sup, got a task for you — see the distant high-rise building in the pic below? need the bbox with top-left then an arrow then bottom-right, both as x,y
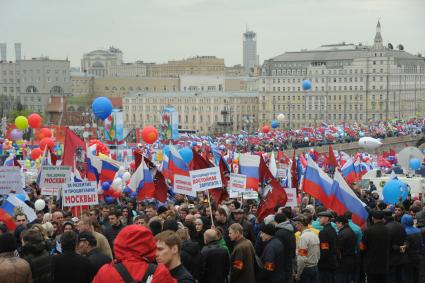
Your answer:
243,29 -> 259,76
14,43 -> 22,61
0,43 -> 6,61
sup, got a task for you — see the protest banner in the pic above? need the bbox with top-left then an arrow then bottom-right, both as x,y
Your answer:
242,189 -> 258,200
173,174 -> 196,197
40,166 -> 71,196
277,169 -> 287,179
228,188 -> 240,199
285,187 -> 298,208
0,167 -> 24,195
229,173 -> 247,193
189,167 -> 222,192
63,182 -> 99,207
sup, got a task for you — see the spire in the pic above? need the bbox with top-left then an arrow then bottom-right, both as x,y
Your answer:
373,20 -> 383,49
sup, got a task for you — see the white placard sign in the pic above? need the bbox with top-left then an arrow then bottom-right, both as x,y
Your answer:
40,166 -> 71,196
284,187 -> 298,208
0,167 -> 24,195
242,189 -> 258,200
229,173 -> 247,192
189,167 -> 223,192
173,174 -> 196,197
277,169 -> 287,179
228,188 -> 240,198
63,182 -> 99,207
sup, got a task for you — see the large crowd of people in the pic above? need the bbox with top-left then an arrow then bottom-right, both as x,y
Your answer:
1,184 -> 425,283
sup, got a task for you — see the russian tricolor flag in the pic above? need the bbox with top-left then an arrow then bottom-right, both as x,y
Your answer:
302,158 -> 334,207
330,171 -> 369,229
168,145 -> 189,182
239,154 -> 260,191
0,194 -> 37,231
341,157 -> 358,184
129,159 -> 155,201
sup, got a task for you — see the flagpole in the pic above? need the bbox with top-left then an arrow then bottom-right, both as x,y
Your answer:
206,189 -> 214,226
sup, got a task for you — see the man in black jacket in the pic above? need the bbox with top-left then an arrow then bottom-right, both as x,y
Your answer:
200,229 -> 230,283
258,224 -> 285,283
317,211 -> 338,283
384,210 -> 408,283
177,228 -> 202,282
21,229 -> 52,283
361,210 -> 391,283
335,215 -> 356,283
103,210 -> 124,255
77,231 -> 111,273
230,209 -> 255,244
51,231 -> 96,283
274,213 -> 296,283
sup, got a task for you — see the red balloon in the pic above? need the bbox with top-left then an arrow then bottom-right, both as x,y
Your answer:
262,125 -> 270,134
142,126 -> 158,144
39,137 -> 54,150
28,113 -> 43,129
38,127 -> 52,139
31,148 -> 43,160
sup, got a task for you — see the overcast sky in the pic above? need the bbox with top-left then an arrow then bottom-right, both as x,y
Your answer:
1,0 -> 424,68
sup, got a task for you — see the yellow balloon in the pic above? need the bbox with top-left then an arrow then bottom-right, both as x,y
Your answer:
15,116 -> 28,130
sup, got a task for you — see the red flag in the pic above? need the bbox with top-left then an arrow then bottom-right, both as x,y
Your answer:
389,148 -> 395,156
382,151 -> 389,158
134,149 -> 168,202
378,156 -> 392,168
327,145 -> 338,168
62,127 -> 85,169
49,147 -> 58,166
291,150 -> 298,190
257,157 -> 287,222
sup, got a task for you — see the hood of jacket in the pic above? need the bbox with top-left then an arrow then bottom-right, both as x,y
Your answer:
276,220 -> 294,232
401,214 -> 421,235
113,225 -> 156,262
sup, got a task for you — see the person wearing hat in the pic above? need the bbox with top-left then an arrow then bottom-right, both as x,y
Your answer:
230,208 -> 255,244
334,215 -> 356,283
258,224 -> 285,283
78,231 -> 112,274
360,210 -> 391,283
317,210 -> 338,283
0,232 -> 32,283
293,215 -> 320,282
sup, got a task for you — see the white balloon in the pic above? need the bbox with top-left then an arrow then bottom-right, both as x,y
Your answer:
34,199 -> 46,211
122,172 -> 131,182
358,137 -> 383,149
112,177 -> 123,189
277,113 -> 285,122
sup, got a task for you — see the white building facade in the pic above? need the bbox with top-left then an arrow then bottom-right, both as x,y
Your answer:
81,47 -> 123,77
243,29 -> 259,76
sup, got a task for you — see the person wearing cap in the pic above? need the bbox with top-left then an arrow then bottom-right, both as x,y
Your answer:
0,232 -> 32,283
335,215 -> 356,283
360,210 -> 391,283
274,213 -> 296,283
78,231 -> 112,274
230,208 -> 255,244
258,223 -> 285,283
317,210 -> 338,283
293,214 -> 320,282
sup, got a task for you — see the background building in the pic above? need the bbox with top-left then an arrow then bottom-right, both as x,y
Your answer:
259,22 -> 425,129
123,91 -> 258,135
243,29 -> 259,76
179,75 -> 224,92
108,61 -> 150,77
81,47 -> 123,77
146,56 -> 225,77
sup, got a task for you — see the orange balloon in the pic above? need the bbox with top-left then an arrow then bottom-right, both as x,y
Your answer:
142,126 -> 158,144
38,127 -> 52,139
31,148 -> 43,160
28,113 -> 43,129
39,137 -> 54,150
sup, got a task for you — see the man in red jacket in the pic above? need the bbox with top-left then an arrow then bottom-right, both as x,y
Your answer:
93,225 -> 176,283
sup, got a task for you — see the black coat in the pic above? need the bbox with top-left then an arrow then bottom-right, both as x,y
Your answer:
86,248 -> 111,274
318,223 -> 338,271
274,222 -> 296,277
170,264 -> 196,283
200,240 -> 230,283
336,225 -> 356,273
385,220 -> 408,266
405,231 -> 423,264
22,242 -> 52,283
103,223 -> 124,253
181,240 -> 202,281
362,222 -> 391,274
259,237 -> 285,283
51,250 -> 96,283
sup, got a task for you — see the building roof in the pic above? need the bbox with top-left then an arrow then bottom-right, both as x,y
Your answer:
126,91 -> 258,99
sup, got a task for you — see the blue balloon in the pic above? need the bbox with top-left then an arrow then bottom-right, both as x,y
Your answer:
409,158 -> 421,170
130,191 -> 138,199
179,147 -> 193,164
104,196 -> 114,204
383,179 -> 409,204
302,79 -> 312,91
123,187 -> 132,194
16,193 -> 26,202
271,120 -> 279,129
101,181 -> 110,191
92,97 -> 113,120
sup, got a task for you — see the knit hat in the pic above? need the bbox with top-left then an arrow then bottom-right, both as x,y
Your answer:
260,223 -> 276,236
157,206 -> 168,215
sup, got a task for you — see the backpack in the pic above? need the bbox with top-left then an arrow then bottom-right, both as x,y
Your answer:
113,262 -> 157,283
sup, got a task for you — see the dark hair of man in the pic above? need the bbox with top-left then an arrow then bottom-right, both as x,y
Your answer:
155,230 -> 182,254
109,210 -> 121,218
22,229 -> 44,244
281,207 -> 292,219
274,213 -> 288,224
395,204 -> 405,211
90,208 -> 100,217
149,220 -> 163,236
14,212 -> 28,221
61,231 -> 77,252
217,207 -> 227,217
146,204 -> 157,211
343,211 -> 353,219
